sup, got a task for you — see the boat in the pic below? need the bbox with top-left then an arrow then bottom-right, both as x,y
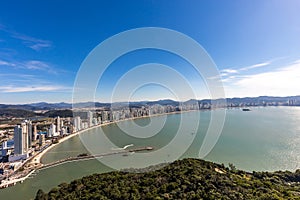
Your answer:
242,108 -> 251,111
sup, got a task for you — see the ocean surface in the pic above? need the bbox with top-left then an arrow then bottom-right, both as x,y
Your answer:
0,107 -> 299,199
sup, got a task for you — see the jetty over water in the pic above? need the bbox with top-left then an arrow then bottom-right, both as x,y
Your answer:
40,146 -> 154,170
0,146 -> 153,189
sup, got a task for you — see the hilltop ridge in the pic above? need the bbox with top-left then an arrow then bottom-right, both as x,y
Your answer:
35,158 -> 300,200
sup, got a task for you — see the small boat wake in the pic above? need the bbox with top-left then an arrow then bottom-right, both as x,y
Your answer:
111,144 -> 134,151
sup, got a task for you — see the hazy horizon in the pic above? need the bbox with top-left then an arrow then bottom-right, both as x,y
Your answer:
0,94 -> 299,105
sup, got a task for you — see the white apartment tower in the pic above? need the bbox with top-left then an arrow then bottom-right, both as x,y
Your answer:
26,120 -> 32,147
33,124 -> 38,141
73,116 -> 82,132
87,111 -> 93,127
56,116 -> 61,132
48,123 -> 56,137
14,122 -> 29,155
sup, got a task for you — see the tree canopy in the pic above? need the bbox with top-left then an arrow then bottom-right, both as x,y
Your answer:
35,158 -> 300,200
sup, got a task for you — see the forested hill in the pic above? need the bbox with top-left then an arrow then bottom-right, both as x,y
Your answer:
35,158 -> 300,200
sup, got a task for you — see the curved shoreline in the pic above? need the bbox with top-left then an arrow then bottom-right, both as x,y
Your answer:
2,106 -> 299,191
34,125 -> 97,164
37,110 -> 196,164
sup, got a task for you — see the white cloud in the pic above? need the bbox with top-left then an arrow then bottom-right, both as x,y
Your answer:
0,60 -> 16,67
23,60 -> 50,70
29,43 -> 52,51
0,85 -> 71,93
0,25 -> 52,51
292,59 -> 300,64
224,60 -> 300,97
240,61 -> 271,71
219,69 -> 238,77
12,33 -> 52,51
221,61 -> 272,78
21,60 -> 59,74
222,76 -> 238,83
0,59 -> 57,73
221,69 -> 238,74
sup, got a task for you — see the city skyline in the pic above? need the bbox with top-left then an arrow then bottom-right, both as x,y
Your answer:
1,1 -> 300,103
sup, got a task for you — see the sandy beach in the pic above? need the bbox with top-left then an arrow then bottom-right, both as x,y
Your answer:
34,110 -> 195,164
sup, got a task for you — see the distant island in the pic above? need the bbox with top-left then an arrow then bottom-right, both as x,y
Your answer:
34,158 -> 300,200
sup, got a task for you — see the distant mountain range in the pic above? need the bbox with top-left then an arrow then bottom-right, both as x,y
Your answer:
0,95 -> 299,112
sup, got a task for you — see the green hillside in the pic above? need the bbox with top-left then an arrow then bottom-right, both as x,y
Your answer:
35,158 -> 300,200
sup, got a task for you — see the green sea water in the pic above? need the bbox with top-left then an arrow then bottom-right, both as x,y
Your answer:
0,107 -> 299,200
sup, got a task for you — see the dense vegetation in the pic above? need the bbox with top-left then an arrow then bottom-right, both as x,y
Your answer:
44,109 -> 73,118
0,108 -> 74,118
35,158 -> 300,200
0,108 -> 38,118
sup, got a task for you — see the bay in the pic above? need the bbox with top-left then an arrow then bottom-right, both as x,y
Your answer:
0,107 -> 299,200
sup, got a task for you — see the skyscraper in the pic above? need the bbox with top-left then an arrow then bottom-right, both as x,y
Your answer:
56,116 -> 61,132
33,124 -> 38,141
39,134 -> 45,146
14,122 -> 29,155
1,141 -> 8,156
27,120 -> 32,147
14,125 -> 22,155
73,116 -> 81,132
87,111 -> 93,127
48,123 -> 56,137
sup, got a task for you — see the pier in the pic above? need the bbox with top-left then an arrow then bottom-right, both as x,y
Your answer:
0,146 -> 154,189
39,146 -> 154,170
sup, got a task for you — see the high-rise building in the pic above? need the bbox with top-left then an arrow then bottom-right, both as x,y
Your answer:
1,141 -> 8,157
33,124 -> 38,141
14,123 -> 28,155
56,116 -> 61,132
87,111 -> 93,127
108,111 -> 113,122
101,111 -> 108,122
27,120 -> 32,147
39,134 -> 45,146
73,116 -> 81,132
60,127 -> 67,136
48,123 -> 56,137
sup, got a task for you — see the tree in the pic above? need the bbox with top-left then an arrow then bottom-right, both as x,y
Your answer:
229,163 -> 237,172
35,189 -> 47,200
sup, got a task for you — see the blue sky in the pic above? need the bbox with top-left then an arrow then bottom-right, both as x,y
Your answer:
0,0 -> 300,103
